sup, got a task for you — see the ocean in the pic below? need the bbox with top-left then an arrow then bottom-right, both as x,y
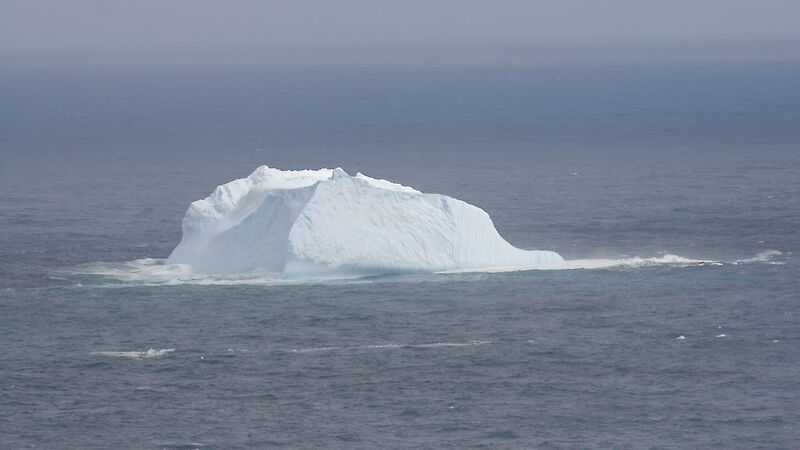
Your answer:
1,50 -> 799,448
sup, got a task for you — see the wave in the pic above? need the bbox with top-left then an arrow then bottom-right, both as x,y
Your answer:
86,334 -> 782,361
71,250 -> 784,286
291,340 -> 492,353
92,348 -> 175,359
87,341 -> 491,360
733,249 -> 783,264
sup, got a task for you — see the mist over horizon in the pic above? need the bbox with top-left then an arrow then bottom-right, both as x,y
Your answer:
3,0 -> 800,68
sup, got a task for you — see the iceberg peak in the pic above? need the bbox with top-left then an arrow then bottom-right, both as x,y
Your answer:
330,167 -> 349,179
167,165 -> 563,278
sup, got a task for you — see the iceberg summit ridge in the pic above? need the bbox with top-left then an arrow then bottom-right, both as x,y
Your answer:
167,166 -> 564,278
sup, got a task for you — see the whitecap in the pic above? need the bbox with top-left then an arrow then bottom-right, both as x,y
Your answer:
361,344 -> 403,349
74,259 -> 289,286
734,250 -> 783,264
291,346 -> 340,353
92,348 -> 175,359
406,340 -> 491,348
289,340 -> 491,354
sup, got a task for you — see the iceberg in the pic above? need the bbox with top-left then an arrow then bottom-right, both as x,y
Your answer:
167,166 -> 564,278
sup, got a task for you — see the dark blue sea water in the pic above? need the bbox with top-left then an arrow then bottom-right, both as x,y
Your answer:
1,53 -> 799,448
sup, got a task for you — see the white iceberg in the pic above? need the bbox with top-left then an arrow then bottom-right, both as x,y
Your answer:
167,166 -> 564,278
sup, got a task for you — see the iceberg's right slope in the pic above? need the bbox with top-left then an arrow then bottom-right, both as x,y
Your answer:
167,166 -> 564,278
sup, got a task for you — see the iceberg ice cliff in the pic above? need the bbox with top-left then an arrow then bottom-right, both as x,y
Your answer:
167,166 -> 564,278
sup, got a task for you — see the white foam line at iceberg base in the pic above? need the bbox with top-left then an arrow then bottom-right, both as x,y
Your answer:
74,259 -> 287,286
73,250 -> 785,286
436,254 -> 718,274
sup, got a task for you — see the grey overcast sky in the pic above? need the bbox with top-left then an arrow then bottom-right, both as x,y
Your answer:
2,0 -> 800,54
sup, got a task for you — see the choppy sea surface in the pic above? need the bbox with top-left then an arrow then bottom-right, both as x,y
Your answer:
1,53 -> 799,448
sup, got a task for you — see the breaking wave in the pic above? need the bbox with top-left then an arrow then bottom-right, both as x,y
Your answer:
733,250 -> 783,264
291,340 -> 492,353
92,348 -> 175,359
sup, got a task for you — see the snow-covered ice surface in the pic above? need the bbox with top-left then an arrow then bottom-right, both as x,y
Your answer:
166,166 -> 564,279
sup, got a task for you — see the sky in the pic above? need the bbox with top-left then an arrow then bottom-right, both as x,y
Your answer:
2,0 -> 800,55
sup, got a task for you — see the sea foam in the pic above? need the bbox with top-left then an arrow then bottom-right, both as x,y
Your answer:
92,349 -> 175,359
